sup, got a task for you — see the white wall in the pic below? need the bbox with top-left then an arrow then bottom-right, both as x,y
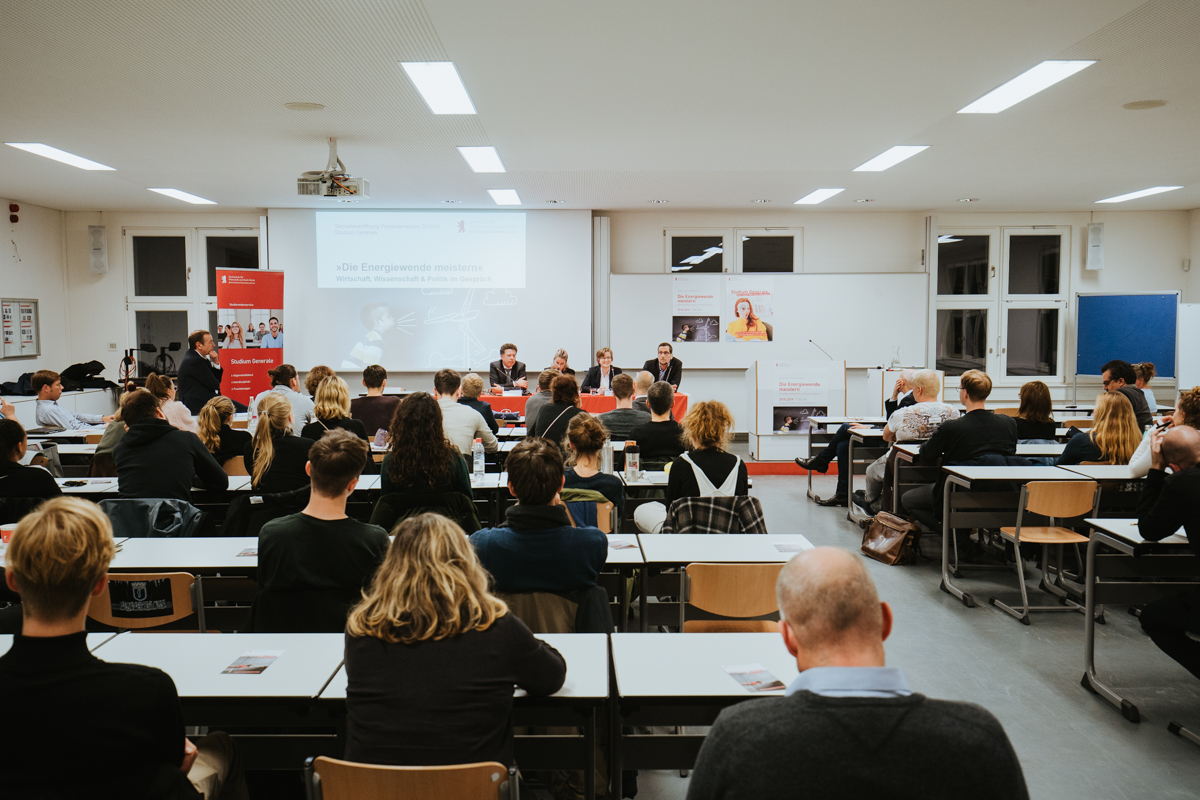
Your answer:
0,198 -> 69,384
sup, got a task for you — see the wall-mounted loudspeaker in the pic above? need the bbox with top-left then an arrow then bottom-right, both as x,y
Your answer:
1086,223 -> 1104,271
89,225 -> 108,274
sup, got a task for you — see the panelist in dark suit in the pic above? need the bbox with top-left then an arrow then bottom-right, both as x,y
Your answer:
581,347 -> 623,393
177,330 -> 224,415
488,343 -> 528,393
642,342 -> 683,389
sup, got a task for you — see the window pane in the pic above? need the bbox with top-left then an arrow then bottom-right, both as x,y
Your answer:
1006,308 -> 1058,376
671,236 -> 723,272
132,237 -> 187,296
206,236 -> 259,296
937,235 -> 989,295
134,310 -> 188,377
741,236 -> 794,273
936,309 -> 988,376
1008,235 -> 1060,294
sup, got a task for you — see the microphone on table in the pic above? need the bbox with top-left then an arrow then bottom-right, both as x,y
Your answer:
809,339 -> 834,360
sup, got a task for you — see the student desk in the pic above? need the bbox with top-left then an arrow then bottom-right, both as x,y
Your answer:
57,477 -> 119,495
846,428 -> 888,524
1059,464 -> 1144,518
1081,518 -> 1198,724
0,632 -> 117,656
803,418 -> 885,503
609,632 -> 800,800
26,425 -> 107,444
890,442 -> 1068,515
109,536 -> 261,571
495,426 -> 527,439
939,466 -> 1090,608
635,534 -> 813,631
320,633 -> 610,800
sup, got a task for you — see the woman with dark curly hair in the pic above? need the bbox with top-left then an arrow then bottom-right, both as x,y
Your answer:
380,392 -> 473,500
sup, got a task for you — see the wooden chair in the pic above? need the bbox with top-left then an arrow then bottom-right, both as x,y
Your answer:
88,572 -> 206,631
1064,418 -> 1094,429
682,563 -> 783,632
989,481 -> 1099,625
564,502 -> 614,533
222,456 -> 249,476
304,757 -> 517,800
85,433 -> 104,444
230,418 -> 249,429
993,407 -> 1020,418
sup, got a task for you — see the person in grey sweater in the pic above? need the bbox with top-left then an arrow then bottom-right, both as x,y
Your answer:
524,368 -> 560,432
597,374 -> 649,442
686,547 -> 1029,800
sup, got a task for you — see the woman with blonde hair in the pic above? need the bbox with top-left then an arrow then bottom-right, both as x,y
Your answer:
304,365 -> 336,398
197,395 -> 251,465
1130,386 -> 1200,477
343,513 -> 565,766
1056,392 -> 1141,466
243,392 -> 315,491
144,373 -> 199,434
550,348 -> 575,376
300,376 -> 368,441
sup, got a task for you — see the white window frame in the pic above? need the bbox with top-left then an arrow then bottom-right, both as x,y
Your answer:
663,228 -> 732,273
198,228 -> 260,301
733,228 -> 804,273
124,228 -> 197,304
1000,227 -> 1069,303
935,228 -> 998,301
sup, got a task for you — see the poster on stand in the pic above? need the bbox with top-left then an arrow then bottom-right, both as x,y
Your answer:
671,275 -> 721,343
724,276 -> 774,342
216,269 -> 284,407
751,360 -> 845,435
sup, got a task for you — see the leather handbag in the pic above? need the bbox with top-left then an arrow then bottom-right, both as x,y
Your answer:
861,511 -> 919,566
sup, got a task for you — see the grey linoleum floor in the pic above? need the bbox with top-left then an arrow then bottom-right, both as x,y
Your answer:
634,474 -> 1200,800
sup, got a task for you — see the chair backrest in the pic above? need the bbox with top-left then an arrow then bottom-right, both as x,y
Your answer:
685,562 -> 782,619
85,433 -> 103,444
663,495 -> 767,534
98,498 -> 204,538
1023,480 -> 1098,520
1079,460 -> 1107,466
222,456 -> 249,476
306,757 -> 514,800
368,491 -> 481,534
992,407 -> 1020,418
88,572 -> 205,631
499,585 -> 613,635
560,489 -> 614,533
1064,418 -> 1094,429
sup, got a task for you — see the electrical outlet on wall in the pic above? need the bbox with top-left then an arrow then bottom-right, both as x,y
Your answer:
108,342 -> 117,350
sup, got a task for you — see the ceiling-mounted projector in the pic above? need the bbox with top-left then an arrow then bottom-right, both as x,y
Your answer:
298,137 -> 369,199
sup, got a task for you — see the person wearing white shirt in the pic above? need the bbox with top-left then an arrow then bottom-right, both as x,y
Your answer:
433,369 -> 498,456
248,364 -> 315,437
31,370 -> 113,430
1130,387 -> 1199,478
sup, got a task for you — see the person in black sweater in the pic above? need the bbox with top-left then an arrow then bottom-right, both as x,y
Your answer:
197,396 -> 252,467
380,392 -> 473,500
0,418 -> 61,499
642,342 -> 684,388
635,400 -> 748,533
629,381 -> 687,464
528,375 -> 587,450
115,390 -> 228,501
458,372 -> 500,435
1014,380 -> 1058,440
244,392 -> 316,493
0,497 -> 245,798
1136,426 -> 1200,678
344,513 -> 565,767
686,547 -> 1028,800
564,413 -> 625,522
176,329 -> 224,415
350,365 -> 402,440
300,376 -> 369,442
1102,359 -> 1153,429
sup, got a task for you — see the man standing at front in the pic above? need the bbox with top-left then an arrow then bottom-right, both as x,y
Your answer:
261,317 -> 284,349
177,330 -> 224,415
489,343 -> 528,392
642,342 -> 683,389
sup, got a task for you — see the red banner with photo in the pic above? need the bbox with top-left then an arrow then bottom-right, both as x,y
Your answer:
216,269 -> 285,406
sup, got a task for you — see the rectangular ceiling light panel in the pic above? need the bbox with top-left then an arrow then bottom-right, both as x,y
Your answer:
1095,186 -> 1183,203
853,145 -> 929,172
458,146 -> 506,173
958,60 -> 1095,114
5,142 -> 115,170
148,188 -> 217,205
794,188 -> 845,205
488,189 -> 522,205
401,62 -> 477,114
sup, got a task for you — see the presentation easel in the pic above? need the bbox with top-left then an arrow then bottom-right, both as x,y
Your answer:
746,360 -> 846,461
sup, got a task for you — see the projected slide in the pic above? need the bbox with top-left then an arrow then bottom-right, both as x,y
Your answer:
315,211 -> 525,289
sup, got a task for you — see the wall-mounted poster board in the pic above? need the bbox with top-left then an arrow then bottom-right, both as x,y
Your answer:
1076,292 -> 1178,377
746,360 -> 846,460
1,299 -> 40,359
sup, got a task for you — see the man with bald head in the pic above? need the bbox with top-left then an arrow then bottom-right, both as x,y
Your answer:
1137,425 -> 1200,678
687,548 -> 1028,800
631,370 -> 656,416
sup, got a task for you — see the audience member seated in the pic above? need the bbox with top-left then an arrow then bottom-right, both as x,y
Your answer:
244,393 -> 315,493
686,547 -> 1029,800
115,390 -> 227,500
1137,426 -> 1200,679
301,376 -> 369,441
1102,359 -> 1152,429
525,368 -> 560,430
564,413 -> 625,522
434,369 -> 499,455
1131,386 -> 1199,477
249,364 -> 315,436
350,364 -> 401,439
632,370 -> 655,416
304,365 -> 336,399
581,347 -> 622,393
642,341 -> 683,389
32,369 -> 114,430
1014,380 -> 1057,441
598,374 -> 650,442
901,370 -> 1017,520
0,497 -> 247,798
255,430 -> 388,632
145,373 -> 199,434
0,419 -> 61,499
197,396 -> 252,467
458,372 -> 500,435
550,348 -> 576,376
635,400 -> 748,534
885,369 -> 918,417
344,513 -> 566,767
629,381 -> 687,465
471,438 -> 607,593
1134,361 -> 1159,413
177,329 -> 224,415
528,375 -> 586,448
380,392 -> 472,500
1056,392 -> 1140,466
95,389 -> 144,459
488,342 -> 528,392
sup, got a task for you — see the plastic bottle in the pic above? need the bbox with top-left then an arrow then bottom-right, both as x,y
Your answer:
472,438 -> 485,480
624,442 -> 640,482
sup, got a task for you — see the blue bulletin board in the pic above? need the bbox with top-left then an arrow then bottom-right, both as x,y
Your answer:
1075,292 -> 1178,377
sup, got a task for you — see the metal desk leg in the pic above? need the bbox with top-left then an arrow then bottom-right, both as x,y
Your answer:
610,694 -> 623,800
939,476 -> 975,608
892,456 -> 902,516
846,436 -> 857,523
585,707 -> 596,800
1080,536 -> 1140,721
638,569 -> 648,633
805,431 -> 819,502
618,568 -> 631,633
1168,721 -> 1200,747
679,571 -> 687,632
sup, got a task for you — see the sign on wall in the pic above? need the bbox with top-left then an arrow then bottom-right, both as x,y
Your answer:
216,269 -> 284,406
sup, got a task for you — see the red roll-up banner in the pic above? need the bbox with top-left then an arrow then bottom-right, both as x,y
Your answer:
215,269 -> 285,406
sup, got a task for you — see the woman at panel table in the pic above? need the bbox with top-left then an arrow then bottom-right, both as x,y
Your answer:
300,377 -> 368,442
144,373 -> 199,434
550,348 -> 576,376
564,413 -> 625,523
243,393 -> 315,493
0,418 -> 61,500
1130,385 -> 1200,478
223,321 -> 245,349
580,347 -> 622,393
725,297 -> 768,341
198,395 -> 252,468
1055,392 -> 1141,467
379,392 -> 472,501
342,513 -> 565,768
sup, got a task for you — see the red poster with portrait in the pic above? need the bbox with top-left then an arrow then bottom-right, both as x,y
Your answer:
215,269 -> 285,405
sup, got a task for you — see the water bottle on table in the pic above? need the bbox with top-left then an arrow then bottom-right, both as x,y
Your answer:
624,442 -> 640,482
472,438 -> 485,481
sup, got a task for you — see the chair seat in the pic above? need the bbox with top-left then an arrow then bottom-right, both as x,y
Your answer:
683,619 -> 779,633
999,526 -> 1089,544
